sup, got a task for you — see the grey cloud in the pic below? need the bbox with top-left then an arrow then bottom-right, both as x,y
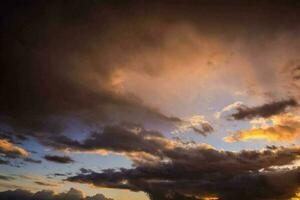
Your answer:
68,143 -> 300,200
230,98 -> 298,120
44,155 -> 74,164
41,124 -> 166,160
0,175 -> 15,181
23,158 -> 42,164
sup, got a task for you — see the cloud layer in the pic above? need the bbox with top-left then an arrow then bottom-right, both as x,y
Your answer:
0,188 -> 113,200
68,143 -> 300,200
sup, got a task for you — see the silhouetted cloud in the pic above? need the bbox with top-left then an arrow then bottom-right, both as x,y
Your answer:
0,188 -> 113,200
229,98 -> 298,120
44,155 -> 74,164
41,124 -> 168,163
68,144 -> 300,200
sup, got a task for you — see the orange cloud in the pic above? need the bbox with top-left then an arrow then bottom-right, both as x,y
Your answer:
224,114 -> 300,142
0,139 -> 29,157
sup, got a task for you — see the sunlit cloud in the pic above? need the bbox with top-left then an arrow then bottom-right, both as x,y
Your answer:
224,113 -> 300,142
0,139 -> 29,157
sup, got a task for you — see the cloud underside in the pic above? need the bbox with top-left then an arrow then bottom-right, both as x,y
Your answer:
1,122 -> 299,199
67,143 -> 300,200
0,188 -> 113,200
225,98 -> 298,120
53,124 -> 300,200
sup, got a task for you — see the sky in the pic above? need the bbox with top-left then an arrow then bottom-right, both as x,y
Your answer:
1,0 -> 300,199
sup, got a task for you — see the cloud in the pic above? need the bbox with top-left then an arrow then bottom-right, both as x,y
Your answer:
1,1 -> 300,199
67,140 -> 300,200
0,139 -> 29,158
23,158 -> 42,164
228,98 -> 298,120
44,155 -> 74,164
215,101 -> 245,119
41,124 -> 170,163
0,188 -> 113,200
34,181 -> 58,187
0,175 -> 15,181
0,159 -> 9,165
174,115 -> 214,136
224,113 -> 300,142
1,0 -> 299,148
1,0 -> 192,148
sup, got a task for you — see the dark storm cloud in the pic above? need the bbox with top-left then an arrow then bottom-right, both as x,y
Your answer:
1,0 -> 299,141
68,143 -> 300,200
1,0 -> 187,143
44,155 -> 74,164
0,188 -> 113,200
230,98 -> 298,120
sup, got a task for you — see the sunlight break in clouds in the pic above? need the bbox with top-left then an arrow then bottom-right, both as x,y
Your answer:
224,113 -> 300,142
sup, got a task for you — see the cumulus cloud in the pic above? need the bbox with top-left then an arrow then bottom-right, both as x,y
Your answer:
44,155 -> 74,164
224,113 -> 300,142
0,188 -> 113,200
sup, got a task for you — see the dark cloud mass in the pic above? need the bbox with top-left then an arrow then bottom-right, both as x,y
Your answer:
0,188 -> 113,200
1,0 -> 186,141
40,124 -> 168,162
1,1 -> 300,200
67,133 -> 300,200
44,155 -> 74,164
230,98 -> 298,120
